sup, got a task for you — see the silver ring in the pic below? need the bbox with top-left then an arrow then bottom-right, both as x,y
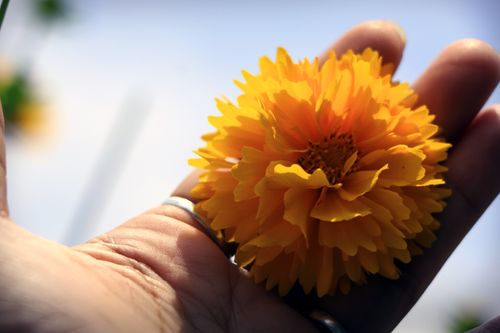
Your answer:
309,310 -> 348,333
163,196 -> 226,253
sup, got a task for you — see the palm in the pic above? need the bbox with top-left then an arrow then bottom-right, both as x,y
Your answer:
1,207 -> 316,332
1,21 -> 498,333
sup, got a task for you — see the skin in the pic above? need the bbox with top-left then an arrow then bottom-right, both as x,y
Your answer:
0,21 -> 499,333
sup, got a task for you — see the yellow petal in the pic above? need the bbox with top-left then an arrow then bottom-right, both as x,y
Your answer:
338,164 -> 388,201
318,221 -> 358,256
232,147 -> 270,201
254,181 -> 285,223
252,262 -> 271,283
247,223 -> 302,248
233,217 -> 261,244
283,188 -> 318,240
361,145 -> 426,186
344,257 -> 362,282
332,69 -> 352,116
189,157 -> 210,168
272,88 -> 319,145
265,258 -> 284,291
391,248 -> 411,264
380,226 -> 407,250
235,247 -> 257,267
299,257 -> 317,294
357,248 -> 379,273
365,188 -> 411,221
379,255 -> 399,279
415,227 -> 437,248
267,162 -> 330,189
316,247 -> 334,297
343,151 -> 359,174
311,190 -> 371,222
259,56 -> 278,79
344,222 -> 377,252
256,246 -> 283,266
211,198 -> 258,230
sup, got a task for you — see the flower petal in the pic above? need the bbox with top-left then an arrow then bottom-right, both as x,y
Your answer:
357,248 -> 379,273
318,221 -> 358,256
311,190 -> 371,222
255,183 -> 285,223
283,188 -> 318,240
338,164 -> 388,201
316,247 -> 334,297
361,145 -> 426,186
266,161 -> 330,189
344,257 -> 362,282
232,147 -> 273,201
365,188 -> 411,221
256,246 -> 283,266
246,223 -> 302,248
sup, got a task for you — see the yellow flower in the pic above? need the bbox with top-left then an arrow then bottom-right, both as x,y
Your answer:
190,48 -> 451,297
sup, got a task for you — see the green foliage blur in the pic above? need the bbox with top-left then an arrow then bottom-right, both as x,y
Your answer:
34,0 -> 69,23
449,311 -> 482,333
0,72 -> 31,125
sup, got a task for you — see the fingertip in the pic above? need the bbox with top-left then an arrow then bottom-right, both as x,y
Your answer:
438,39 -> 500,80
487,103 -> 500,115
322,20 -> 406,69
475,104 -> 500,124
413,39 -> 499,141
171,169 -> 203,203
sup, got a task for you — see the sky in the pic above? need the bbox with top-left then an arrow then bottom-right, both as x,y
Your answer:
1,1 -> 499,332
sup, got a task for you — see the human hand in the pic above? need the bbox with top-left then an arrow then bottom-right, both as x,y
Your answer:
0,110 -> 317,332
173,21 -> 500,332
0,21 -> 498,333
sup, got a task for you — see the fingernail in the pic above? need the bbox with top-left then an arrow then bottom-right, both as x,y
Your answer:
381,20 -> 406,46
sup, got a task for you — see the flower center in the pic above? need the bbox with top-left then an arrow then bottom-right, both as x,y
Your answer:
298,133 -> 359,184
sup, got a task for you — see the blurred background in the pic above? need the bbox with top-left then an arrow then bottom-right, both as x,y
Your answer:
0,0 -> 498,332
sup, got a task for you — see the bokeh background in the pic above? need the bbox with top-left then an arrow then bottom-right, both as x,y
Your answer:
1,0 -> 498,332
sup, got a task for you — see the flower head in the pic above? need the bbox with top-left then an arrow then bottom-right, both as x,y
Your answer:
190,48 -> 450,297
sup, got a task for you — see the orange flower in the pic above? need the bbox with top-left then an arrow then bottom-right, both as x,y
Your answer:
190,48 -> 451,297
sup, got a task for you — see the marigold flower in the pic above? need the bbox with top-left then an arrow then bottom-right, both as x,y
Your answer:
190,48 -> 451,297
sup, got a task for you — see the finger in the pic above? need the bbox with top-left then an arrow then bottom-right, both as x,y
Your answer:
468,315 -> 500,333
311,106 -> 500,333
171,169 -> 202,199
320,20 -> 406,70
0,102 -> 8,216
413,39 -> 500,141
407,105 -> 500,296
174,21 -> 407,201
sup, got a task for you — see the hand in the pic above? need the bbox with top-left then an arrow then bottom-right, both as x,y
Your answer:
173,20 -> 500,332
0,21 -> 498,333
